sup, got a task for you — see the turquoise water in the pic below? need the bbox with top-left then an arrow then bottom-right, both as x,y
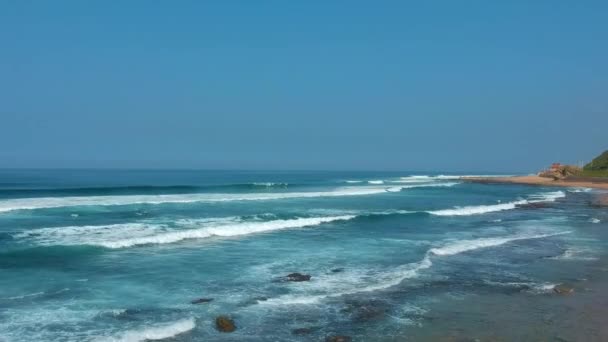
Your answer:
0,170 -> 607,341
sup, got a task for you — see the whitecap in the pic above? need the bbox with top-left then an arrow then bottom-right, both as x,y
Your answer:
428,200 -> 528,216
0,188 -> 391,213
428,231 -> 570,256
428,191 -> 565,216
261,231 -> 569,306
100,318 -> 195,342
568,187 -> 592,193
18,215 -> 356,249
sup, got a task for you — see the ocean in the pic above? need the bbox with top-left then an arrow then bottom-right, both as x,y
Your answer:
0,169 -> 607,341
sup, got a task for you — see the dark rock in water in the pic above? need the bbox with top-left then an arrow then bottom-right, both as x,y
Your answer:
331,268 -> 344,273
518,202 -> 550,209
215,316 -> 236,332
191,298 -> 213,304
292,327 -> 315,335
341,299 -> 388,322
286,273 -> 311,282
553,284 -> 574,295
326,335 -> 352,342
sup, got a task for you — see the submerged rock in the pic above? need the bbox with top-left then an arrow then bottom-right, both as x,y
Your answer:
215,316 -> 236,332
326,335 -> 352,342
286,273 -> 312,282
292,327 -> 315,335
331,268 -> 344,273
553,284 -> 574,295
518,202 -> 550,209
191,298 -> 213,304
341,299 -> 389,322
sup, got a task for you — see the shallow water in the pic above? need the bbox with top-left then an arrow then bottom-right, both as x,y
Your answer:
0,170 -> 606,341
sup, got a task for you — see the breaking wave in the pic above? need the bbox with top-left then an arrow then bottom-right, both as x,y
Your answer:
428,191 -> 565,216
0,183 -> 461,213
16,216 -> 356,249
100,318 -> 195,342
261,231 -> 569,306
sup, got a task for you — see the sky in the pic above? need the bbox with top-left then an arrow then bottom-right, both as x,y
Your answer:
1,1 -> 607,172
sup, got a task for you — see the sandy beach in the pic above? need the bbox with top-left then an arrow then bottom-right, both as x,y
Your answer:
462,175 -> 608,190
463,175 -> 608,208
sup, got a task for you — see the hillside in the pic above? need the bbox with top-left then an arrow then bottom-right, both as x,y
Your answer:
582,150 -> 608,177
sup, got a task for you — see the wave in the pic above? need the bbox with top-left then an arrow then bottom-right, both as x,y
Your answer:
261,231 -> 569,306
397,175 -> 514,183
368,180 -> 384,184
590,218 -> 601,224
17,215 -> 356,249
0,188 -> 384,213
0,183 -> 461,213
428,191 -> 565,216
2,288 -> 70,301
101,318 -> 195,342
527,191 -> 566,203
428,200 -> 528,216
3,291 -> 44,300
428,231 -> 570,256
548,247 -> 598,261
567,187 -> 592,193
484,280 -> 558,294
251,182 -> 288,188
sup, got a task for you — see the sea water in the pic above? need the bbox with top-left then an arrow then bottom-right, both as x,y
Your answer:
0,170 -> 606,341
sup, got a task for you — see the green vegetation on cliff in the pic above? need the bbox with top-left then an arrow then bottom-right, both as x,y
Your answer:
582,150 -> 608,177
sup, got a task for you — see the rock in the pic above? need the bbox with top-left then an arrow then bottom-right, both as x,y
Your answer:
292,327 -> 314,335
215,316 -> 236,332
191,298 -> 213,304
286,273 -> 311,282
341,299 -> 388,322
553,284 -> 574,295
518,202 -> 549,209
326,335 -> 352,342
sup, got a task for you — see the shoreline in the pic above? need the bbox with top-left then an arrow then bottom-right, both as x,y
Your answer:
461,175 -> 608,190
462,176 -> 608,206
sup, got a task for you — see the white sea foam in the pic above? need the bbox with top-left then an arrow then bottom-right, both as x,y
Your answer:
568,187 -> 592,193
428,231 -> 570,256
0,183 -> 462,213
101,318 -> 195,342
368,180 -> 384,184
344,180 -> 363,183
0,188 -> 387,213
527,190 -> 566,203
3,291 -> 45,300
590,218 -> 601,224
428,200 -> 528,216
261,231 -> 569,306
397,175 -> 514,182
252,182 -> 288,187
428,191 -> 565,216
549,248 -> 598,261
484,280 -> 558,293
381,182 -> 460,193
17,215 -> 356,249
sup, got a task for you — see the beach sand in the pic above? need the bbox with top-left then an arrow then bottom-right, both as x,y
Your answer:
462,175 -> 608,190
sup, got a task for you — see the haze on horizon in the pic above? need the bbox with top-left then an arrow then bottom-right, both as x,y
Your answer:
1,1 -> 606,172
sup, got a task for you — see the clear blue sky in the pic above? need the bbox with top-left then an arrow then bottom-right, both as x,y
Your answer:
1,1 -> 606,171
